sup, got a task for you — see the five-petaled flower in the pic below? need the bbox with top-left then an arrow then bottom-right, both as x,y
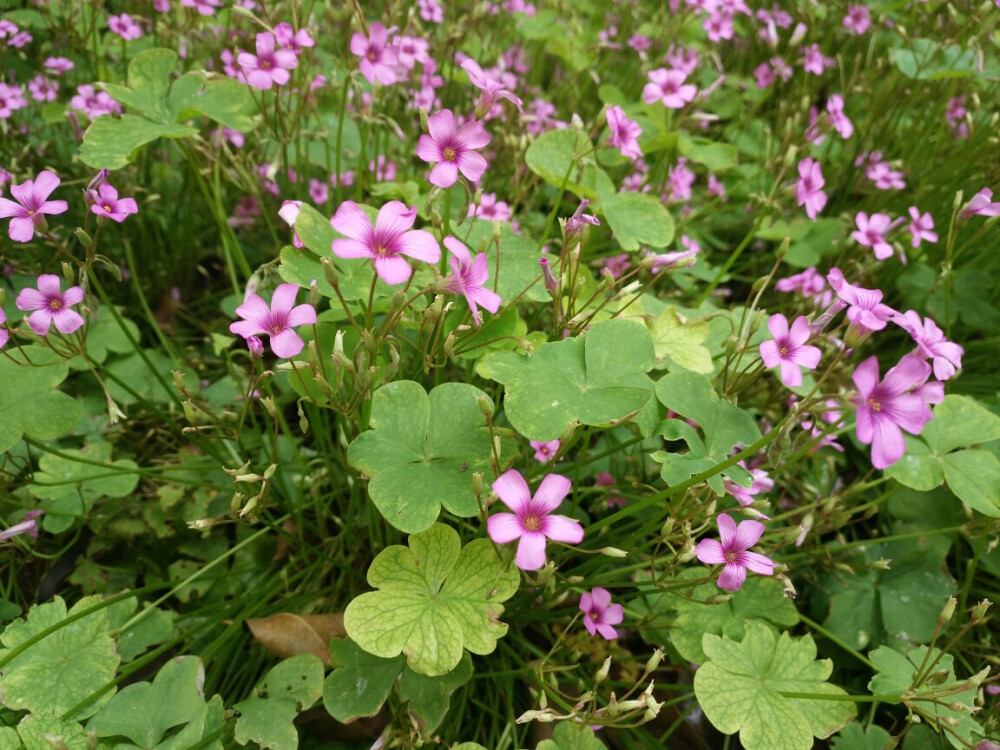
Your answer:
759,313 -> 822,387
487,469 -> 584,571
88,183 -> 139,223
230,283 -> 317,359
442,236 -> 501,326
695,513 -> 775,591
238,32 -> 298,90
796,158 -> 827,220
642,68 -> 697,109
16,274 -> 85,336
331,200 -> 440,285
579,587 -> 624,640
529,439 -> 559,463
0,170 -> 69,242
350,22 -> 399,86
605,105 -> 643,160
416,109 -> 490,188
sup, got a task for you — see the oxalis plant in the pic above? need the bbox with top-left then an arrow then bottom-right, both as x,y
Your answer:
0,1 -> 998,749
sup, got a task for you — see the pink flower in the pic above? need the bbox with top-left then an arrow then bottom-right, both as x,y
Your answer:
579,587 -> 624,639
0,170 -> 69,242
960,188 -> 1000,219
460,58 -> 523,118
330,201 -> 440,285
350,22 -> 399,86
0,308 -> 8,350
852,212 -> 895,260
442,236 -> 501,326
0,83 -> 27,120
595,473 -> 626,509
606,105 -> 642,160
666,158 -> 695,203
418,0 -> 444,22
759,314 -> 822,387
70,85 -> 120,119
907,207 -> 937,247
827,94 -> 853,139
16,275 -> 85,335
88,183 -> 138,223
802,44 -> 834,75
695,513 -> 774,591
180,0 -> 221,15
238,32 -> 298,90
853,353 -> 935,469
530,439 -> 560,463
274,23 -> 315,52
827,268 -> 896,339
602,253 -> 631,279
866,161 -> 906,190
28,75 -> 58,103
277,200 -> 303,248
796,158 -> 827,220
892,310 -> 964,380
487,470 -> 584,571
843,5 -> 871,34
230,283 -> 316,359
723,464 -> 774,507
467,193 -> 511,222
416,110 -> 490,188
43,57 -> 75,75
642,68 -> 697,109
0,510 -> 44,542
108,13 -> 142,40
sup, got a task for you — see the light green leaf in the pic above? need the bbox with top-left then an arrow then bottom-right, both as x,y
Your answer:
0,728 -> 16,750
525,128 -> 609,200
463,220 -> 550,303
68,306 -> 141,369
647,306 -> 713,373
0,357 -> 84,454
87,656 -> 207,747
535,721 -> 607,749
922,395 -> 1000,455
167,71 -> 256,132
830,723 -> 893,750
234,654 -> 325,750
16,715 -> 89,750
694,622 -> 855,750
398,653 -> 474,734
323,638 -> 404,723
79,115 -> 196,170
600,191 -> 675,251
940,449 -> 1000,517
484,319 -> 655,442
677,133 -> 737,172
101,48 -> 176,119
344,524 -> 519,676
347,381 -> 503,533
885,437 -> 943,492
106,598 -> 178,663
890,40 -> 981,80
0,595 -> 119,719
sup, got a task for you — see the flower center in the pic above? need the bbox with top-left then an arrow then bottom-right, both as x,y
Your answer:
103,204 -> 113,212
49,299 -> 63,311
778,345 -> 789,357
374,244 -> 389,257
868,398 -> 881,412
442,147 -> 457,162
27,209 -> 34,216
523,515 -> 541,532
367,49 -> 377,62
724,550 -> 739,563
589,611 -> 600,621
260,60 -> 272,70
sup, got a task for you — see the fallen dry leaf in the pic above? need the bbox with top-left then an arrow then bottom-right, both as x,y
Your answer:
246,612 -> 346,664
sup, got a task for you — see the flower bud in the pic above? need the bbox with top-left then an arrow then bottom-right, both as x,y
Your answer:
939,596 -> 957,624
320,256 -> 339,287
539,256 -> 559,293
595,657 -> 611,684
247,336 -> 264,360
599,547 -> 628,558
645,648 -> 664,675
972,599 -> 993,622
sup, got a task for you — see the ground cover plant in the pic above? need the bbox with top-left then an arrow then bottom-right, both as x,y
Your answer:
1,0 -> 999,748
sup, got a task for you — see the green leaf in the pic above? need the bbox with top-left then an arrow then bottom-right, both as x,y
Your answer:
0,595 -> 119,719
344,524 -> 519,676
600,191 -> 675,251
463,220 -> 550,303
525,128 -> 584,193
869,646 -> 984,749
102,48 -> 177,118
694,622 -> 856,750
536,721 -> 607,749
87,656 -> 208,747
830,723 -> 893,750
921,395 -> 1000,455
69,306 -> 141,369
166,72 -> 256,131
323,638 -> 404,723
347,380 -> 503,533
652,371 -> 762,494
677,133 -> 737,172
107,598 -> 177,662
940,449 -> 1000,517
398,653 -> 474,734
79,115 -> 196,170
890,40 -> 981,80
234,654 -> 325,750
885,437 -> 944,492
16,715 -> 89,750
0,357 -> 84,454
483,319 -> 655,442
647,306 -> 713,373
29,442 -> 140,534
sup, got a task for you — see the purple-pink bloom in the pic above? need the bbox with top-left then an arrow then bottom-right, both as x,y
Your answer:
960,188 -> 1000,219
723,464 -> 774,507
867,161 -> 906,190
796,158 -> 827,220
695,513 -> 775,591
892,310 -> 964,380
907,207 -> 937,247
486,469 -> 584,571
0,83 -> 27,120
350,22 -> 399,86
70,85 -> 120,119
108,13 -> 143,40
274,23 -> 315,52
16,275 -> 85,335
579,587 -> 624,640
827,268 -> 896,339
759,313 -> 822,387
238,32 -> 298,90
853,353 -> 935,469
230,283 -> 316,359
802,44 -> 835,75
826,94 -> 853,139
416,110 -> 490,188
606,105 -> 643,160
595,472 -> 626,509
28,75 -> 58,102
529,439 -> 560,463
330,200 -> 440,285
0,510 -> 44,542
642,68 -> 697,109
442,236 -> 501,326
88,183 -> 138,223
0,308 -> 8,350
0,170 -> 69,242
843,5 -> 871,34
277,200 -> 303,248
460,58 -> 523,118
180,0 -> 221,15
852,212 -> 895,260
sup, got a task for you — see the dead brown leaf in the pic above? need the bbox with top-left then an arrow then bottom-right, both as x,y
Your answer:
246,612 -> 346,664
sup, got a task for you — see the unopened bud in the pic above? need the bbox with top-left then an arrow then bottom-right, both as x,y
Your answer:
599,547 -> 628,558
260,396 -> 278,418
320,256 -> 339,287
972,599 -> 993,622
307,278 -> 319,307
74,227 -> 93,250
492,219 -> 503,242
926,668 -> 951,685
940,596 -> 957,624
539,256 -> 559,293
171,370 -> 188,392
472,472 -> 485,498
871,558 -> 892,571
645,648 -> 664,675
182,399 -> 197,424
234,473 -> 263,483
595,656 -> 611,684
247,335 -> 264,360
262,464 -> 277,481
238,493 -> 261,518
298,404 -> 308,434
783,144 -> 799,168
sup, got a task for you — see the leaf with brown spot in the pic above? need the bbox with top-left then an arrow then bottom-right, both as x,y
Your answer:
246,613 -> 346,664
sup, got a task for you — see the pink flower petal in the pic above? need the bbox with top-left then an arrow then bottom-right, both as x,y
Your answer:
372,254 -> 412,285
52,308 -> 84,334
330,201 -> 372,241
394,229 -> 440,264
696,538 -> 726,565
492,469 -> 532,515
532,473 -> 572,514
269,328 -> 304,359
718,562 -> 747,591
515,531 -> 547,571
742,551 -> 775,576
375,201 -> 417,237
286,302 -> 317,328
541,514 -> 584,544
488,512 -> 523,544
31,170 -> 61,201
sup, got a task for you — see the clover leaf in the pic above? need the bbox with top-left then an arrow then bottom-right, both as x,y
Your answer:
344,524 -> 519,676
652,370 -> 762,493
482,319 -> 656,442
886,395 -> 1000,517
0,356 -> 83,454
0,595 -> 119,719
347,380 -> 506,533
694,621 -> 855,750
830,723 -> 893,750
599,190 -> 675,251
323,638 -> 404,724
536,722 -> 606,750
234,654 -> 324,750
647,306 -> 713,373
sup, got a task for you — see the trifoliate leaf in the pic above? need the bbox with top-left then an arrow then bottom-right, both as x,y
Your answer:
234,654 -> 324,750
830,722 -> 893,750
347,380 -> 507,533
16,715 -> 89,750
600,190 -> 675,251
536,721 -> 607,750
0,595 -> 119,719
525,128 -> 612,201
463,220 -> 550,303
323,638 -> 404,723
0,357 -> 83,454
482,319 -> 656,442
398,653 -> 474,734
647,306 -> 713,373
344,523 -> 519,676
694,622 -> 855,750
